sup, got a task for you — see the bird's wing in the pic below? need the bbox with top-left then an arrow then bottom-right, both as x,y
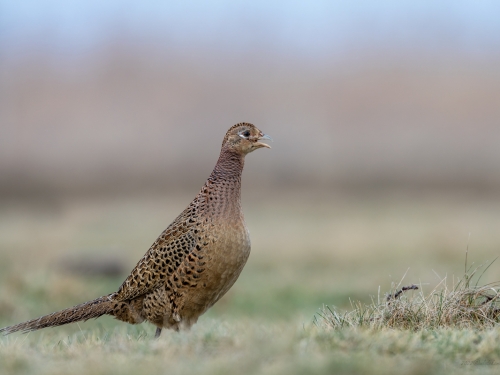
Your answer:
113,208 -> 201,302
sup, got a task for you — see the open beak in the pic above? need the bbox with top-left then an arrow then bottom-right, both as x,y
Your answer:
254,133 -> 272,149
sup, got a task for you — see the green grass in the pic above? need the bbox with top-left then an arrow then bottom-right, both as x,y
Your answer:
3,320 -> 500,375
3,191 -> 500,374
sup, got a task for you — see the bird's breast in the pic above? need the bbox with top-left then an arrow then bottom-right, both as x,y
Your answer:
208,215 -> 251,273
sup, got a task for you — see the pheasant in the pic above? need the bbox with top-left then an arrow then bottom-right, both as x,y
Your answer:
0,123 -> 271,338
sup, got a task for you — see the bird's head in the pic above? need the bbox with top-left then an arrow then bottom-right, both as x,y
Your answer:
222,123 -> 272,155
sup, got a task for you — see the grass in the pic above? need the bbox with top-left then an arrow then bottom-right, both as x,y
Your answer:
3,191 -> 500,374
3,317 -> 500,374
315,260 -> 500,331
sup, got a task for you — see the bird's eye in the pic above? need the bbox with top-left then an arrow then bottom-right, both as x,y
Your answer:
239,130 -> 251,138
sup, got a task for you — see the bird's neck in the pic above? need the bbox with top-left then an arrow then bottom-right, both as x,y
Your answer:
200,148 -> 244,218
209,148 -> 245,183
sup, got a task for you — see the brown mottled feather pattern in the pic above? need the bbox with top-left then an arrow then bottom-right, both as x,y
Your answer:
0,123 -> 270,337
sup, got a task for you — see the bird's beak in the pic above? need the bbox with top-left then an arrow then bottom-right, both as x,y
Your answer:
254,133 -> 272,149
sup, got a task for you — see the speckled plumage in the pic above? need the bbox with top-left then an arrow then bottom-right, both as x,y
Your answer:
0,123 -> 271,337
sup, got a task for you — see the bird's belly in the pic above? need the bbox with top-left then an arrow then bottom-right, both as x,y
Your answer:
181,225 -> 251,317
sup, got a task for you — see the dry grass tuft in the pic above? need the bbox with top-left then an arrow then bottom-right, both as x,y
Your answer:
315,259 -> 500,331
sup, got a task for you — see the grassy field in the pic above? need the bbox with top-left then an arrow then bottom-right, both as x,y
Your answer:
2,190 -> 500,374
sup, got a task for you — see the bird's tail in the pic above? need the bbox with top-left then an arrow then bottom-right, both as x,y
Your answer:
0,295 -> 116,335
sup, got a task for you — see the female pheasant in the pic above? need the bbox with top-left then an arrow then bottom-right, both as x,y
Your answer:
0,123 -> 271,338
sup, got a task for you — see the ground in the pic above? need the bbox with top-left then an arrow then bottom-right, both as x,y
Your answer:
1,190 -> 500,374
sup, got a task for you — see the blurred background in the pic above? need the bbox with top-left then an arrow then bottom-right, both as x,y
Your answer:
1,0 -> 500,332
2,0 -> 500,197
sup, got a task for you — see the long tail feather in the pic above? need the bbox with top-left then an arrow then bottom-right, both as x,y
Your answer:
0,295 -> 115,335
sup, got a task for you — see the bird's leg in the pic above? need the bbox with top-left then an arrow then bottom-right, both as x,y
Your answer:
155,327 -> 162,338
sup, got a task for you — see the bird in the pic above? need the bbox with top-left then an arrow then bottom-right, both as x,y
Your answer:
0,123 -> 271,338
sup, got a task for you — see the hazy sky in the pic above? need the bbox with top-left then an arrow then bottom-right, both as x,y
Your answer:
2,1 -> 500,58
